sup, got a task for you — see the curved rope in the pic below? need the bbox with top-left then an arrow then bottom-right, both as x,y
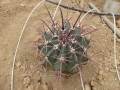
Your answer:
11,0 -> 45,90
111,12 -> 120,82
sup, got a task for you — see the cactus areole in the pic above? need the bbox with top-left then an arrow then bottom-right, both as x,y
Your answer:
38,20 -> 90,73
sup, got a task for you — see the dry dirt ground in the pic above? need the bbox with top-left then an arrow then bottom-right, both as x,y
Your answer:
0,0 -> 120,90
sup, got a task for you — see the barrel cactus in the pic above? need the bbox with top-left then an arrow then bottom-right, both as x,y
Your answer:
29,5 -> 92,85
36,6 -> 90,75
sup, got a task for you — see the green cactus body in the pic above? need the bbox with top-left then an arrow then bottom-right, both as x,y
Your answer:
38,21 -> 89,73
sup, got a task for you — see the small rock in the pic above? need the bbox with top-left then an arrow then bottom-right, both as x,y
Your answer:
90,25 -> 96,29
117,38 -> 120,43
27,85 -> 34,90
30,65 -> 33,69
79,0 -> 84,8
92,87 -> 97,90
36,71 -> 41,76
23,76 -> 31,87
21,66 -> 26,71
102,23 -> 106,26
36,75 -> 42,82
36,71 -> 43,82
41,84 -> 48,90
98,58 -> 103,62
96,75 -> 103,81
37,84 -> 48,90
21,73 -> 28,77
85,84 -> 91,90
91,77 -> 96,81
101,49 -> 105,52
16,62 -> 21,68
110,69 -> 116,73
42,73 -> 47,84
105,67 -> 109,72
91,81 -> 96,86
36,83 -> 41,90
116,20 -> 120,28
20,3 -> 25,7
98,70 -> 103,75
99,66 -> 103,70
98,80 -> 104,85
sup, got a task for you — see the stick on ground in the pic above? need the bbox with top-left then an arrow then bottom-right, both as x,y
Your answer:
88,2 -> 120,38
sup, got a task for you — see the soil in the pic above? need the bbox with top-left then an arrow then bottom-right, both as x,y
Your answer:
0,0 -> 120,90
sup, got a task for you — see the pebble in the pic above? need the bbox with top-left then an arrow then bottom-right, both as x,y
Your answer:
101,49 -> 105,52
90,25 -> 96,29
92,87 -> 97,90
20,3 -> 25,7
16,62 -> 21,68
117,38 -> 120,43
36,71 -> 43,82
110,69 -> 116,73
21,74 -> 28,77
42,73 -> 47,84
91,81 -> 96,86
1,65 -> 4,67
21,66 -> 26,71
30,65 -> 33,69
23,76 -> 31,87
27,85 -> 34,90
116,20 -> 120,28
37,84 -> 48,90
99,66 -> 103,70
36,75 -> 42,82
96,75 -> 103,81
105,67 -> 109,72
41,84 -> 49,90
36,83 -> 41,90
85,84 -> 91,90
98,80 -> 104,85
98,70 -> 103,75
79,0 -> 84,8
36,71 -> 41,76
102,23 -> 106,26
91,77 -> 96,81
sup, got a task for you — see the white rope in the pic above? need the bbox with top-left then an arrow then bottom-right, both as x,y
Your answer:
80,74 -> 85,90
111,12 -> 120,82
52,0 -> 62,20
11,0 -> 45,90
80,9 -> 95,23
78,9 -> 95,90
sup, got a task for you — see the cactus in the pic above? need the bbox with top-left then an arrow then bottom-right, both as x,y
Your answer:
27,3 -> 109,87
25,4 -> 102,85
37,5 -> 90,76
